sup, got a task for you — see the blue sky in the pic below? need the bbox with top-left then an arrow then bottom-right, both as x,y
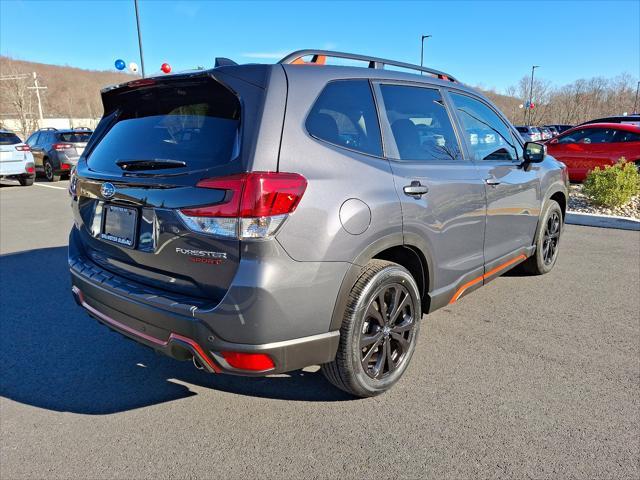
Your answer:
1,0 -> 638,92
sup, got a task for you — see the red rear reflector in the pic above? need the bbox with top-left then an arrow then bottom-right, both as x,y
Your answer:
15,145 -> 30,152
26,166 -> 34,173
61,164 -> 71,170
220,351 -> 275,371
53,143 -> 72,151
181,172 -> 307,218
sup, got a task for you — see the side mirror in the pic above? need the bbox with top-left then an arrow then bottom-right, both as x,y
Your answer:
523,142 -> 546,163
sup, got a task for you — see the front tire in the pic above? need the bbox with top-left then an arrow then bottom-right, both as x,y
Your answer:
321,260 -> 421,397
520,200 -> 563,275
44,160 -> 60,182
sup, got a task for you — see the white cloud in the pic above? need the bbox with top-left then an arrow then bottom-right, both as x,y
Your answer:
241,52 -> 290,59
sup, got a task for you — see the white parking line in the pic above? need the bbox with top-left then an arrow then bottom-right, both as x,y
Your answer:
34,183 -> 67,190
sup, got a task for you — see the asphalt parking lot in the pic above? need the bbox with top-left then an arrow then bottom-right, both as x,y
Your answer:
1,178 -> 638,479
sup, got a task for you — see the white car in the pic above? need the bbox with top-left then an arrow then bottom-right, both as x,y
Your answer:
0,130 -> 36,186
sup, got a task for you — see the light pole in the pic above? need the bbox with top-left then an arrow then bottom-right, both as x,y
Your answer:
527,65 -> 540,125
633,81 -> 640,114
134,0 -> 146,77
420,35 -> 432,74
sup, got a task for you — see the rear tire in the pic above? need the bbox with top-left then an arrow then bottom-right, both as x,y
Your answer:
44,160 -> 60,182
19,176 -> 34,186
321,260 -> 421,397
520,200 -> 563,275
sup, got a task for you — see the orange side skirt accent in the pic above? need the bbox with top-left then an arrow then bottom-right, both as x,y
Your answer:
448,254 -> 527,304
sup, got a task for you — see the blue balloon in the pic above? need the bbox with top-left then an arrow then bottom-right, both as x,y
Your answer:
114,59 -> 126,70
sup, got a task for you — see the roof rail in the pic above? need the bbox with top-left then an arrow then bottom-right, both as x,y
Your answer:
73,126 -> 92,131
278,49 -> 457,82
41,127 -> 58,131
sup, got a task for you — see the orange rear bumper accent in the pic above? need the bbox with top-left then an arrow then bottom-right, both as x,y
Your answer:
449,254 -> 527,304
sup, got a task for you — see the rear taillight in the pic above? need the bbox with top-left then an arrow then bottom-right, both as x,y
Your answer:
53,143 -> 72,151
178,172 -> 307,239
61,163 -> 71,170
26,165 -> 34,174
15,145 -> 30,152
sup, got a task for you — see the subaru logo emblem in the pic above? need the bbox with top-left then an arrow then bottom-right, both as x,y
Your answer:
101,182 -> 116,199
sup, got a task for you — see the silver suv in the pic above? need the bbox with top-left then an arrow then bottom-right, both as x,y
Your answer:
69,50 -> 568,397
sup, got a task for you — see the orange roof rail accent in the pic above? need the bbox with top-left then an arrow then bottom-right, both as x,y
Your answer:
449,254 -> 527,304
291,54 -> 326,65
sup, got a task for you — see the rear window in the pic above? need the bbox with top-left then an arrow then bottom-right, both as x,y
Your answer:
88,78 -> 240,172
58,132 -> 92,143
0,132 -> 21,145
305,80 -> 382,156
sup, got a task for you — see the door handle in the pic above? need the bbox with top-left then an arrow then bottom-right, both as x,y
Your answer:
485,177 -> 501,186
403,181 -> 429,197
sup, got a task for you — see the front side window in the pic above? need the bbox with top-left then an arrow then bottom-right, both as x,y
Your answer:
449,92 -> 519,161
305,80 -> 382,156
379,85 -> 461,161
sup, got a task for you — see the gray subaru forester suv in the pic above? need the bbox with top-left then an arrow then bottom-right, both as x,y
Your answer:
69,50 -> 568,397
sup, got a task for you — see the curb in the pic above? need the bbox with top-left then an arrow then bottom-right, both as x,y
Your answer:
566,211 -> 640,231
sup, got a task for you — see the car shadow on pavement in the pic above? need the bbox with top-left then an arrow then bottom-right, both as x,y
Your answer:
0,247 -> 353,415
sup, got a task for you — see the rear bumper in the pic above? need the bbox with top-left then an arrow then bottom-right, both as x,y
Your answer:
70,279 -> 339,375
69,229 -> 344,375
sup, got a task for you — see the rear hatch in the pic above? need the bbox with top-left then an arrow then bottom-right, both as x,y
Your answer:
58,130 -> 92,158
72,73 -> 253,302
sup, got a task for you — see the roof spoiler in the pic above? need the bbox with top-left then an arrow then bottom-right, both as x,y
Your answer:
215,57 -> 238,68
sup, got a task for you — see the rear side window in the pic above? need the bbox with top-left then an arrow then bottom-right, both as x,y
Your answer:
88,78 -> 241,173
379,85 -> 461,161
0,133 -> 21,145
58,132 -> 92,143
306,80 -> 382,156
449,92 -> 520,161
611,130 -> 640,142
516,127 -> 528,133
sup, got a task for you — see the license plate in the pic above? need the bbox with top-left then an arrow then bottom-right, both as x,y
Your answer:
101,205 -> 138,248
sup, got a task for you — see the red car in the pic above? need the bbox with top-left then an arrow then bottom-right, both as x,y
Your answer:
545,123 -> 640,182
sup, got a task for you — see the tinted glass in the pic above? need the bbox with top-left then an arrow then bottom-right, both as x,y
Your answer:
0,133 -> 21,145
557,129 -> 590,144
88,78 -> 240,173
449,92 -> 519,161
306,80 -> 382,156
610,130 -> 640,143
582,128 -> 613,143
560,128 -> 612,144
58,132 -> 92,143
379,85 -> 461,161
26,132 -> 39,146
516,126 -> 528,133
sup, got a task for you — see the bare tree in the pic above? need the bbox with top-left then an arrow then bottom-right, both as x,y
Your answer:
0,65 -> 39,137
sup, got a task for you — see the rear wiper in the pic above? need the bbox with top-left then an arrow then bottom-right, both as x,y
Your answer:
115,159 -> 186,171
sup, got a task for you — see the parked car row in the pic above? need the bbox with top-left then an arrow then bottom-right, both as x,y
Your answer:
516,124 -> 573,143
26,127 -> 93,182
0,127 -> 94,185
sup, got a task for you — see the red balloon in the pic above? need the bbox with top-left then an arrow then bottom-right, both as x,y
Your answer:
161,63 -> 171,74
